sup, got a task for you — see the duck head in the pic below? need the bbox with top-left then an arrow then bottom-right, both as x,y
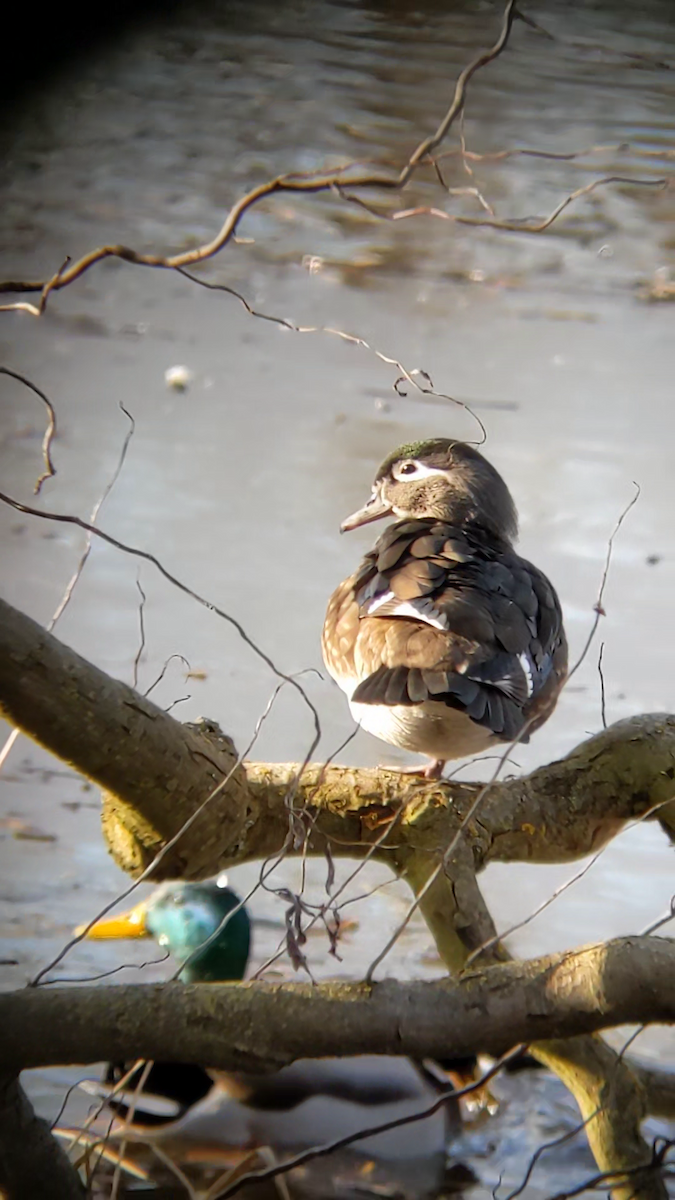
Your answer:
341,438 -> 518,544
81,876 -> 251,983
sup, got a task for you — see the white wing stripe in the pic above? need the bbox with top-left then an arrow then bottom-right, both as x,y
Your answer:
365,593 -> 449,632
366,590 -> 395,612
518,652 -> 534,697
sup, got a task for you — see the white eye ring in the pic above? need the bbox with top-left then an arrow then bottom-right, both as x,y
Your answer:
392,460 -> 421,480
392,461 -> 446,482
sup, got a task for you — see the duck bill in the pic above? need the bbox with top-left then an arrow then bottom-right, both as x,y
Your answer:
76,901 -> 149,940
340,492 -> 392,532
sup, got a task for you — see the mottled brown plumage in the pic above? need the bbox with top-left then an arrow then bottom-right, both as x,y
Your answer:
322,439 -> 567,775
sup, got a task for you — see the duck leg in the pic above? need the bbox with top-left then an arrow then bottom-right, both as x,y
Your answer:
392,758 -> 447,779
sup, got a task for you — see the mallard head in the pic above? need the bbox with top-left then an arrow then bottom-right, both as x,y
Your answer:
81,876 -> 251,984
341,439 -> 518,544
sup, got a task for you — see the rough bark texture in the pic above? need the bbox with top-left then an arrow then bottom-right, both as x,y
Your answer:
0,1075 -> 84,1200
0,596 -> 250,879
2,597 -> 674,880
1,593 -> 674,1199
1,938 -> 675,1076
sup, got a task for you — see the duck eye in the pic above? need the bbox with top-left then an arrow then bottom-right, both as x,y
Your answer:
397,462 -> 418,476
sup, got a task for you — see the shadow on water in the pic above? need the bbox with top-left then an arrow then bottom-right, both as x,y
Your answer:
1,0 -> 675,1194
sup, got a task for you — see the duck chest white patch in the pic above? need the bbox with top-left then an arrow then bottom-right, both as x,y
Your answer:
364,591 -> 449,631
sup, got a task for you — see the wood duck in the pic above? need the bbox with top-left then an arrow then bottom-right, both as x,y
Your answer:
76,880 -> 472,1195
322,438 -> 567,777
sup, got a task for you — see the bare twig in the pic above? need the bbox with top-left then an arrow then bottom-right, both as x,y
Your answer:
43,949 -> 170,986
132,578 -> 147,690
545,1145 -> 674,1200
107,1060 -> 153,1200
349,175 -> 667,234
176,267 -> 486,442
0,404 -> 135,780
250,795 -> 405,980
31,673 -> 289,986
500,1107 -> 600,1200
143,653 -> 191,699
433,139 -> 675,168
500,1025 -> 653,1200
598,642 -> 607,730
66,1060 -> 146,1164
146,1143 -> 199,1200
0,1 -> 518,305
364,723 -> 533,982
215,1047 -> 524,1199
465,798 -> 674,970
0,366 -> 57,494
0,489 -> 321,746
641,897 -> 675,937
568,483 -> 641,680
511,8 -> 673,72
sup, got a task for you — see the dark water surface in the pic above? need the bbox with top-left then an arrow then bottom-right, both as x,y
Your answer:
1,0 -> 675,1194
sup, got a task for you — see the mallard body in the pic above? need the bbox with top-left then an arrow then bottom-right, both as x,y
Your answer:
323,439 -> 567,775
77,880 -> 465,1194
87,1056 -> 456,1161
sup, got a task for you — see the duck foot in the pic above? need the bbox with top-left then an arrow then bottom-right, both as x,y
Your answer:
393,759 -> 447,780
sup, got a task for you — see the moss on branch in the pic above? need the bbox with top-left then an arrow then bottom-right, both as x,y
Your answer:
1,597 -> 674,880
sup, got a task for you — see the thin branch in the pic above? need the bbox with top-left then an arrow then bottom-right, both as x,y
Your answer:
500,1106 -> 600,1200
511,8 -> 673,73
0,404 -> 135,779
500,1026 -> 652,1200
147,1143 -> 199,1200
466,852 -> 604,968
641,897 -> 675,937
0,1 -> 518,304
0,488 -> 321,745
546,1148 -> 674,1200
132,578 -> 146,691
176,267 -> 487,443
143,653 -> 191,699
598,642 -> 607,730
164,680 -> 303,984
32,674 -> 287,985
568,483 -> 641,680
66,1060 -> 146,1158
465,795 -> 674,968
0,366 -> 57,494
213,1048 -> 525,1199
108,1061 -> 153,1200
364,723 -> 533,981
349,175 -> 666,234
43,948 -> 170,986
433,140 -> 675,168
249,729 -> 403,980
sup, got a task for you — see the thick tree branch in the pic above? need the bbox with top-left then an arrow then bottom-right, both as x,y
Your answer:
532,1037 -> 660,1200
2,596 -> 674,881
0,595 -> 250,880
2,596 -> 673,1196
0,937 -> 673,1078
0,1075 -> 84,1200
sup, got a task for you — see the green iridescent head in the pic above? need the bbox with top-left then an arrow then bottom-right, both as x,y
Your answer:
83,876 -> 251,984
145,879 -> 251,983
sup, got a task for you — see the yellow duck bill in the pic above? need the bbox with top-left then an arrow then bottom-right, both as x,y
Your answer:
75,901 -> 149,940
